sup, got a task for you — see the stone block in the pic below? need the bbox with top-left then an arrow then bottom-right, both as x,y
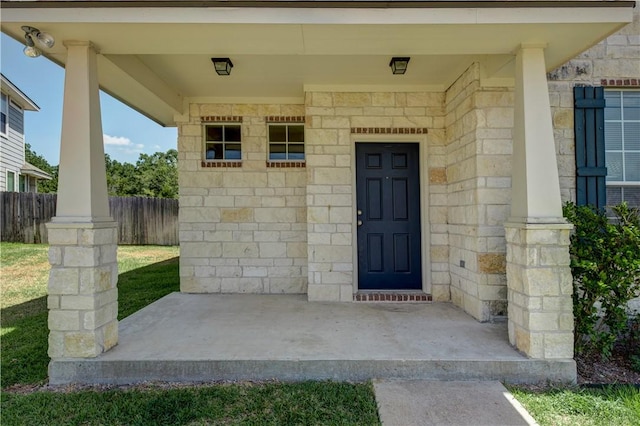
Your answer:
48,295 -> 60,309
307,284 -> 341,301
540,247 -> 570,266
527,312 -> 559,332
221,208 -> 254,223
222,242 -> 259,258
60,295 -> 96,310
221,278 -> 264,293
79,227 -> 117,245
544,333 -> 574,359
181,242 -> 223,258
287,242 -> 308,258
254,208 -> 297,223
49,310 -> 80,331
48,331 -> 65,358
102,320 -> 118,352
64,332 -> 100,357
48,228 -> 78,245
259,242 -> 287,258
48,247 -> 62,265
101,245 -> 117,264
477,253 -> 506,274
49,268 -> 80,295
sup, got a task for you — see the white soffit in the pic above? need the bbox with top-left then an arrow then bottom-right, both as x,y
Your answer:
0,6 -> 633,126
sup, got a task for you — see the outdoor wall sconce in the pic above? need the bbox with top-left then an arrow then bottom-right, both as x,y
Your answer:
22,26 -> 55,58
389,57 -> 410,75
211,58 -> 234,76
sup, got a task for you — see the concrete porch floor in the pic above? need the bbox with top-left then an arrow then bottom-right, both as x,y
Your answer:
49,293 -> 576,385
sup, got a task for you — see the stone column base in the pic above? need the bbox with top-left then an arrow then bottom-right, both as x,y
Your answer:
505,221 -> 574,359
47,221 -> 118,358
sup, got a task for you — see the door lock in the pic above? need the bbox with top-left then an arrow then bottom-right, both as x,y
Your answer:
357,210 -> 363,216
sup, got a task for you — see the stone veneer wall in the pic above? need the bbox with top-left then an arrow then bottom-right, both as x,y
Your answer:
177,103 -> 308,294
548,8 -> 640,203
304,91 -> 448,301
445,63 -> 513,322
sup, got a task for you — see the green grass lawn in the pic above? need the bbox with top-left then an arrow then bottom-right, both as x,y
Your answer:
510,385 -> 640,426
1,243 -> 180,388
1,382 -> 379,425
3,243 -> 638,425
0,243 -> 380,425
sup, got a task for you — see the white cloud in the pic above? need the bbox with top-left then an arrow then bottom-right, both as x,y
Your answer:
103,134 -> 133,146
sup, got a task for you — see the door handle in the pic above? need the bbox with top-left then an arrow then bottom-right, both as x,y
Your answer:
357,220 -> 363,226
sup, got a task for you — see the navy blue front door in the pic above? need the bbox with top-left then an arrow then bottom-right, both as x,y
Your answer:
356,143 -> 422,290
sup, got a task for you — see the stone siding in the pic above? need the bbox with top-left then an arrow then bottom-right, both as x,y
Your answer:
305,91 -> 448,301
177,104 -> 308,294
548,9 -> 640,203
445,63 -> 512,322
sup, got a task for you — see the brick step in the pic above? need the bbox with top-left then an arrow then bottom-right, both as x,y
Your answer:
354,292 -> 432,302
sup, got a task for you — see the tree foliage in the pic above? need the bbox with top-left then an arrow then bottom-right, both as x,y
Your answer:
564,201 -> 640,359
105,149 -> 178,199
24,143 -> 58,193
24,145 -> 178,199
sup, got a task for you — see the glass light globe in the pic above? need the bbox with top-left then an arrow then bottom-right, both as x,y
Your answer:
23,46 -> 42,58
36,32 -> 55,49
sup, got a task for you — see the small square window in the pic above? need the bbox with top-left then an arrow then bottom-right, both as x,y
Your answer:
204,124 -> 242,160
268,124 -> 305,161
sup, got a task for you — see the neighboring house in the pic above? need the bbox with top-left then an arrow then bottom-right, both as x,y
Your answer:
0,73 -> 52,192
0,1 -> 637,383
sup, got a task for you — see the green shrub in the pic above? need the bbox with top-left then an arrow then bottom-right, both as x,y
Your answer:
563,202 -> 640,359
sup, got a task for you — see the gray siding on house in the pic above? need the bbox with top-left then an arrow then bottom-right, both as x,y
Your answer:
0,103 -> 26,191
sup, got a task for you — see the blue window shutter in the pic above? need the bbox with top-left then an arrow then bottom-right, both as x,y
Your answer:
574,86 -> 606,209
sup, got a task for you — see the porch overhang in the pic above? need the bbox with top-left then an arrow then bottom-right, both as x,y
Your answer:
0,1 -> 634,125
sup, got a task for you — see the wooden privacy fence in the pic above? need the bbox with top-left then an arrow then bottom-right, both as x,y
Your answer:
1,192 -> 178,245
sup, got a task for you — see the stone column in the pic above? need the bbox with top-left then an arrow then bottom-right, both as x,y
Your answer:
47,41 -> 119,358
506,45 -> 574,360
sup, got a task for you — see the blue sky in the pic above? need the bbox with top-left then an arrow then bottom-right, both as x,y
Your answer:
1,33 -> 177,165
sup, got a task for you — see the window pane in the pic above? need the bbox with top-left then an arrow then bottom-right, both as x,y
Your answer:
1,93 -> 6,111
623,186 -> 640,208
205,143 -> 219,159
19,175 -> 26,192
624,152 -> 640,181
288,143 -> 305,160
623,92 -> 640,120
625,122 -> 640,150
269,144 -> 286,160
288,125 -> 304,143
7,171 -> 15,191
605,122 -> 622,150
605,91 -> 621,120
225,143 -> 241,160
224,125 -> 241,142
607,186 -> 623,205
606,152 -> 623,181
269,125 -> 286,142
206,126 -> 223,141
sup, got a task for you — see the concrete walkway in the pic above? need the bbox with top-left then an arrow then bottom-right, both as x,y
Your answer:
374,380 -> 538,426
49,293 -> 575,385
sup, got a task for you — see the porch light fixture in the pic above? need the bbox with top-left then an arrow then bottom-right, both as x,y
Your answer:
21,26 -> 55,58
211,57 -> 233,76
389,57 -> 410,75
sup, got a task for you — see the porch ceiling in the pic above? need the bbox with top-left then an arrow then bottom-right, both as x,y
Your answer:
1,5 -> 633,126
